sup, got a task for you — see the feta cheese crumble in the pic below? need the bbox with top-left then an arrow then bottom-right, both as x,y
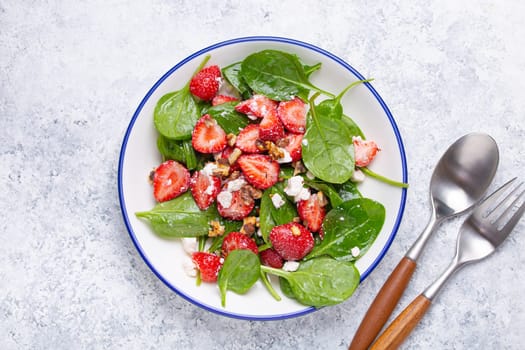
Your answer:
351,169 -> 366,183
284,175 -> 311,202
217,191 -> 233,208
270,193 -> 285,208
282,261 -> 300,272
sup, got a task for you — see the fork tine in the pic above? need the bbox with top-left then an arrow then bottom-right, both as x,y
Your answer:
479,177 -> 517,217
499,186 -> 525,233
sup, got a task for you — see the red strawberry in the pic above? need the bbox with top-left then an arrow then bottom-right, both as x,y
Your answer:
189,170 -> 221,210
152,160 -> 190,202
221,232 -> 259,257
353,137 -> 379,167
217,188 -> 254,220
192,252 -> 222,282
259,248 -> 284,268
269,222 -> 314,261
259,109 -> 285,142
297,192 -> 326,233
235,94 -> 278,118
282,133 -> 303,162
237,154 -> 280,190
212,94 -> 238,106
191,114 -> 227,154
189,65 -> 221,101
277,97 -> 307,134
235,124 -> 261,154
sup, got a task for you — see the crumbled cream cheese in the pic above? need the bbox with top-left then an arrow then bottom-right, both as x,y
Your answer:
183,256 -> 198,277
282,261 -> 300,272
217,191 -> 233,208
271,193 -> 285,208
181,237 -> 197,255
284,175 -> 311,202
227,178 -> 246,192
351,246 -> 361,257
201,162 -> 218,176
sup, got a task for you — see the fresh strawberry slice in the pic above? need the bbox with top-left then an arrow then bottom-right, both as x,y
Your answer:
189,170 -> 221,210
277,97 -> 307,134
192,251 -> 222,282
297,192 -> 326,233
237,154 -> 280,190
259,109 -> 285,142
282,133 -> 303,162
259,248 -> 284,268
235,124 -> 261,154
221,231 -> 259,257
269,222 -> 314,261
152,160 -> 190,202
353,137 -> 380,167
191,114 -> 227,154
234,94 -> 278,118
189,65 -> 221,101
212,94 -> 238,106
217,188 -> 254,220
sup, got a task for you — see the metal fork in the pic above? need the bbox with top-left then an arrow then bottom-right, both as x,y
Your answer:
370,178 -> 525,350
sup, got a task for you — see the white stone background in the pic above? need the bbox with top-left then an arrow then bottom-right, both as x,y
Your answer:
1,0 -> 524,349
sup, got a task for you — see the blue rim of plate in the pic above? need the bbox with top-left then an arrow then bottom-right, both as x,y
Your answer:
118,36 -> 408,321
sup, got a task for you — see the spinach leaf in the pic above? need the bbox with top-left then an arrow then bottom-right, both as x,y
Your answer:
337,180 -> 362,201
259,184 -> 297,243
303,62 -> 322,78
306,198 -> 385,261
261,257 -> 360,307
222,62 -> 252,98
240,50 -> 333,101
341,114 -> 364,139
135,192 -> 219,238
279,277 -> 296,299
218,249 -> 261,307
153,89 -> 200,140
302,98 -> 355,183
157,135 -> 200,170
204,102 -> 250,134
153,56 -> 212,140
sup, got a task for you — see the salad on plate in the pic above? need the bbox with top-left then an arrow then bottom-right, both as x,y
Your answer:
135,49 -> 406,308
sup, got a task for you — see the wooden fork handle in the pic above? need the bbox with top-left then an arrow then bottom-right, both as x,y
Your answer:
349,257 -> 417,350
370,294 -> 432,350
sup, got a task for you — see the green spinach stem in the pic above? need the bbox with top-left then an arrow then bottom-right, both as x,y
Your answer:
360,167 -> 409,188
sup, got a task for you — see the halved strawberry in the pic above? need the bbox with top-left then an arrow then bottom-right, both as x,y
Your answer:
212,94 -> 238,106
189,65 -> 221,101
217,188 -> 255,220
353,137 -> 380,167
235,124 -> 261,154
191,114 -> 227,154
269,222 -> 314,261
192,251 -> 222,282
221,232 -> 259,257
259,248 -> 284,268
237,154 -> 280,190
282,133 -> 303,162
259,109 -> 285,142
277,97 -> 307,134
297,192 -> 326,233
152,160 -> 190,202
234,94 -> 278,118
189,170 -> 221,210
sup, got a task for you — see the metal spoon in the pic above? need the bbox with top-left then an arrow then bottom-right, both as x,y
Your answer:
349,133 -> 499,350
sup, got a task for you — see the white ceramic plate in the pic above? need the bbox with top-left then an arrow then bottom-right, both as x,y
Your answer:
118,36 -> 408,320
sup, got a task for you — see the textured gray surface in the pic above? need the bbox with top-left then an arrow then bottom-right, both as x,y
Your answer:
1,0 -> 524,349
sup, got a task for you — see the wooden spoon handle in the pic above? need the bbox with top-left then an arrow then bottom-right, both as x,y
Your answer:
348,257 -> 417,350
370,294 -> 432,350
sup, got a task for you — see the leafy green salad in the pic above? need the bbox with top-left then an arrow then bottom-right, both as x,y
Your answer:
136,49 -> 407,308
